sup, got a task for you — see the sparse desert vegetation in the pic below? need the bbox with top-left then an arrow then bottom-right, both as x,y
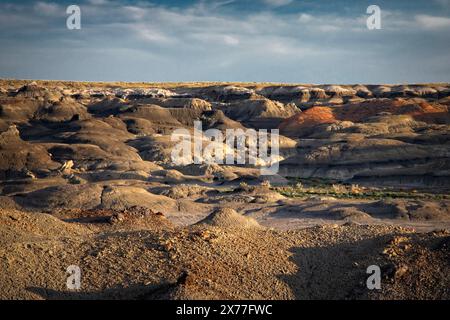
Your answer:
275,179 -> 450,201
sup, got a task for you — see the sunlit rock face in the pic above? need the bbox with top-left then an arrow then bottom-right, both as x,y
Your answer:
0,80 -> 449,192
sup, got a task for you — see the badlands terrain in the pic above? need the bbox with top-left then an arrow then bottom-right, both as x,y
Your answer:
0,80 -> 449,299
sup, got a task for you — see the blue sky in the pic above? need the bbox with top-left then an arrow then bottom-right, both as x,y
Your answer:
0,0 -> 449,83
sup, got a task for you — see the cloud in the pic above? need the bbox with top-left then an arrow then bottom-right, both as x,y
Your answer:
434,0 -> 450,7
123,6 -> 148,20
262,0 -> 293,7
416,14 -> 450,29
317,25 -> 341,32
223,35 -> 240,46
0,0 -> 449,83
188,33 -> 240,46
130,24 -> 173,44
34,2 -> 59,16
195,0 -> 237,12
298,13 -> 313,23
296,12 -> 366,32
87,0 -> 109,4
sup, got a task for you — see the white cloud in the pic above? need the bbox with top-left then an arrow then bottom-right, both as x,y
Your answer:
317,25 -> 341,32
434,0 -> 450,7
87,0 -> 109,5
34,2 -> 60,16
298,13 -> 313,23
1,0 -> 450,82
188,33 -> 240,46
297,13 -> 365,32
416,14 -> 450,29
194,0 -> 237,12
123,6 -> 147,20
262,0 -> 293,7
129,23 -> 173,44
223,35 -> 240,46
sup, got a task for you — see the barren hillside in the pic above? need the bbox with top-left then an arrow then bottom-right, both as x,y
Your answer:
0,80 -> 449,299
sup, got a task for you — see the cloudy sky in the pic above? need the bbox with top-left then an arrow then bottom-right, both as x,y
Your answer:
0,0 -> 449,83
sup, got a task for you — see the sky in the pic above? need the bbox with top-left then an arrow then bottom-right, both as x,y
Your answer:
0,0 -> 449,83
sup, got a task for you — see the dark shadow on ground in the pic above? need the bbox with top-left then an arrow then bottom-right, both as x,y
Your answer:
278,234 -> 393,299
27,281 -> 177,300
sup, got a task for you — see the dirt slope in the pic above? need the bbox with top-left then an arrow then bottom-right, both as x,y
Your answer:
1,208 -> 449,300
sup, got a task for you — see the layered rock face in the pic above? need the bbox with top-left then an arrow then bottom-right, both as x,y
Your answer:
2,81 -> 450,301
278,97 -> 450,187
0,80 -> 449,192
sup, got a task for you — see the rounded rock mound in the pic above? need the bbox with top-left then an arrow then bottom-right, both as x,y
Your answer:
196,208 -> 261,229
